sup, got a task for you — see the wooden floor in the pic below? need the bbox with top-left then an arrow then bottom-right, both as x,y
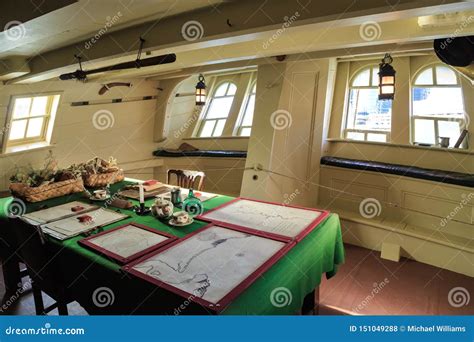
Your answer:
320,244 -> 474,315
1,244 -> 472,315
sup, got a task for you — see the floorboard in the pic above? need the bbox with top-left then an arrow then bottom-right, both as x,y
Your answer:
1,244 -> 472,315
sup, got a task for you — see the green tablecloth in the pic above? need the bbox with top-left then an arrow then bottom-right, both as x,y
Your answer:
0,181 -> 344,315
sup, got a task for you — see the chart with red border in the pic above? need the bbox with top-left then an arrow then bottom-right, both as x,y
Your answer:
79,222 -> 177,264
123,223 -> 295,313
196,197 -> 330,242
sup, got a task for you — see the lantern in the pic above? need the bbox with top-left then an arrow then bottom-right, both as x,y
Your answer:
195,74 -> 206,106
378,54 -> 396,100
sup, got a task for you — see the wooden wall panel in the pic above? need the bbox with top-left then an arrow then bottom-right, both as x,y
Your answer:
0,79 -> 160,191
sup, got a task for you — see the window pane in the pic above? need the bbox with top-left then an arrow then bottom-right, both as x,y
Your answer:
26,117 -> 44,138
213,119 -> 226,137
371,67 -> 379,86
414,68 -> 433,85
12,98 -> 31,119
227,83 -> 237,96
9,120 -> 27,140
436,66 -> 457,85
414,119 -> 435,145
214,83 -> 229,97
242,95 -> 255,126
412,87 -> 464,116
240,127 -> 251,136
206,97 -> 233,119
30,96 -> 48,116
367,133 -> 387,142
347,88 -> 391,131
200,120 -> 215,137
352,68 -> 371,86
438,120 -> 461,147
346,131 -> 365,140
251,84 -> 256,93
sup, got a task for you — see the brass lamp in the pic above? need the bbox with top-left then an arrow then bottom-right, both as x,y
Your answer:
378,54 -> 396,100
195,74 -> 206,105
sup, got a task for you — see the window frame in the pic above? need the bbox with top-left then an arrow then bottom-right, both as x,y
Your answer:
410,64 -> 466,148
342,65 -> 392,142
4,93 -> 61,151
195,81 -> 237,138
191,70 -> 257,139
234,80 -> 257,137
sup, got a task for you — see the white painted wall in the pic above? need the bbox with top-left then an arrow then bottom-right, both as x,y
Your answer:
0,79 -> 160,190
241,56 -> 473,276
151,76 -> 248,196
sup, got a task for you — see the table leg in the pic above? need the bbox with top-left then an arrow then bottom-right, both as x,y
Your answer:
301,287 -> 320,315
0,228 -> 23,300
1,258 -> 22,298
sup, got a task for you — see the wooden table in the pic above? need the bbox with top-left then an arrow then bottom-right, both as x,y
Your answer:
0,181 -> 344,315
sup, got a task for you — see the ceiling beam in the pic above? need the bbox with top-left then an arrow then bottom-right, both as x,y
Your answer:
0,0 -> 77,29
6,0 -> 473,83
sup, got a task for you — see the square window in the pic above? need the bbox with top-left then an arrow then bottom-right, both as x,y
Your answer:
30,96 -> 49,116
26,117 -> 44,138
240,127 -> 251,136
200,120 -> 215,137
12,98 -> 31,119
346,131 -> 365,140
9,120 -> 27,140
438,120 -> 461,147
367,133 -> 387,142
213,119 -> 226,137
6,94 -> 60,150
414,119 -> 435,145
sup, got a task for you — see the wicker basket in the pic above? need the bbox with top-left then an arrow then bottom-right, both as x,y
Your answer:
9,178 -> 85,203
83,169 -> 125,188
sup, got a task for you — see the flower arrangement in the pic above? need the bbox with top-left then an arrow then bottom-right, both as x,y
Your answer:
9,150 -> 76,187
9,151 -> 84,202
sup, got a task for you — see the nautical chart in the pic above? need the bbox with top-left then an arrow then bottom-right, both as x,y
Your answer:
128,225 -> 286,306
82,224 -> 173,263
199,199 -> 323,240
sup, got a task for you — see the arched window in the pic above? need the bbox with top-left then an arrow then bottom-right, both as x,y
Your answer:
411,65 -> 466,147
344,66 -> 392,142
236,82 -> 256,137
197,81 -> 237,137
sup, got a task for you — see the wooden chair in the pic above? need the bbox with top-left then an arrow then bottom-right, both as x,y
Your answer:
12,218 -> 72,315
167,169 -> 206,191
